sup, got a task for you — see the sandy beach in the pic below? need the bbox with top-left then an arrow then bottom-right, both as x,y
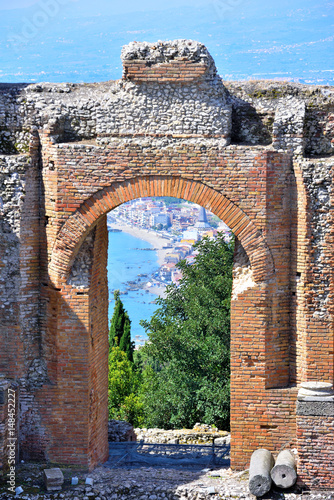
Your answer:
107,222 -> 172,266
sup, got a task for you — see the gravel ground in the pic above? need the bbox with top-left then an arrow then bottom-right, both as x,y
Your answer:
0,462 -> 333,500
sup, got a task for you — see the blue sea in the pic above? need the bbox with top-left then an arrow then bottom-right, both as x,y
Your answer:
0,0 -> 333,85
107,230 -> 161,343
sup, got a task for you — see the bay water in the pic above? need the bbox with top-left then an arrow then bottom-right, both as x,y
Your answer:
107,230 -> 161,343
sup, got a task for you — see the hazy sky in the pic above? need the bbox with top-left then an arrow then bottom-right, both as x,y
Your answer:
0,0 -> 209,11
0,0 -> 38,8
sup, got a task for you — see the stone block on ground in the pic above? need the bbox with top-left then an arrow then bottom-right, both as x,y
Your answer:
214,435 -> 230,445
43,468 -> 64,491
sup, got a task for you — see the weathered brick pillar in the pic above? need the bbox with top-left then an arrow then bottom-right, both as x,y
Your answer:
0,377 -> 19,476
36,216 -> 109,470
296,381 -> 334,488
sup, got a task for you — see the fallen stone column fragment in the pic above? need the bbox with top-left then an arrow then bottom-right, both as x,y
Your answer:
271,449 -> 297,489
249,448 -> 275,497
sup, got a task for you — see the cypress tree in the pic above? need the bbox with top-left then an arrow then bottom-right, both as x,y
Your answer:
109,290 -> 134,361
119,317 -> 134,362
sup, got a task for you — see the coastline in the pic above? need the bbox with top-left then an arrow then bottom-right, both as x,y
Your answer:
108,222 -> 172,266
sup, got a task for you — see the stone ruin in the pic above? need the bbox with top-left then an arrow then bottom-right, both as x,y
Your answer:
0,40 -> 333,488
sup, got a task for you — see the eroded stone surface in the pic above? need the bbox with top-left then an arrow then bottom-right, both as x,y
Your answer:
108,420 -> 137,442
134,424 -> 230,445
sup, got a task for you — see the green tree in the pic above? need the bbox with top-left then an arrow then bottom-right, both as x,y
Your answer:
108,346 -> 144,426
109,290 -> 134,362
161,197 -> 183,206
140,233 -> 234,430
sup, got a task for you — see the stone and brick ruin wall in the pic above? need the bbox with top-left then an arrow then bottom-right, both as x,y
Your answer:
296,382 -> 334,489
0,39 -> 333,486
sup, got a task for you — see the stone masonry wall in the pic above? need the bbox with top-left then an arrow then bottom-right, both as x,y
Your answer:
225,81 -> 334,155
134,424 -> 230,445
0,154 -> 28,326
0,149 -> 41,382
1,56 -> 334,156
296,384 -> 334,489
0,42 -> 232,154
0,40 -> 333,485
0,378 -> 19,478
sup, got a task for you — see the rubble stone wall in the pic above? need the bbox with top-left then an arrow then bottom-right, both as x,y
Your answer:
134,424 -> 230,445
0,379 -> 19,477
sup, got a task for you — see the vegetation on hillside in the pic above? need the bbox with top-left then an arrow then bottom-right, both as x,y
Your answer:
109,290 -> 135,362
107,233 -> 234,430
108,346 -> 144,426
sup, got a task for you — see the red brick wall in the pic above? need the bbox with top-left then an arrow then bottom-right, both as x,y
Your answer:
1,47 -> 333,484
5,127 -> 331,475
87,217 -> 109,468
32,218 -> 109,469
33,132 -> 305,469
123,59 -> 208,83
231,283 -> 297,469
291,160 -> 334,384
36,287 -> 92,465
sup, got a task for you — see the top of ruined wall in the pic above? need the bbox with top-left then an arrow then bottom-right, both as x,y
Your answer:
0,40 -> 233,150
225,80 -> 334,156
121,40 -> 216,70
121,39 -> 218,83
0,39 -> 333,157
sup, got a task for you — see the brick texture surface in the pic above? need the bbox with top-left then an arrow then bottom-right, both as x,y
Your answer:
37,133 -> 297,470
123,59 -> 208,83
297,415 -> 334,489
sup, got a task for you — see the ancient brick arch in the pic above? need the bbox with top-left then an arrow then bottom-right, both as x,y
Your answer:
38,135 -> 294,470
49,176 -> 274,286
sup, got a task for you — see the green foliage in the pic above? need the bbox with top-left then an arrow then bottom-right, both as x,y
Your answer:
160,197 -> 183,206
109,290 -> 134,362
119,319 -> 133,362
209,215 -> 221,228
108,346 -> 144,427
140,233 -> 234,430
107,234 -> 233,431
133,347 -> 161,373
119,393 -> 144,427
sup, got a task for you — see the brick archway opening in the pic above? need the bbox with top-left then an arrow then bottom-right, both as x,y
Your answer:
41,174 -> 295,471
50,176 -> 273,285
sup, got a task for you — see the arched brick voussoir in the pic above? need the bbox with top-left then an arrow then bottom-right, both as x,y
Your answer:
49,176 -> 275,287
